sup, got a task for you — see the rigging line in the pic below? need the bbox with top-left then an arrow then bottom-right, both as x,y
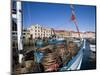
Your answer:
27,3 -> 31,28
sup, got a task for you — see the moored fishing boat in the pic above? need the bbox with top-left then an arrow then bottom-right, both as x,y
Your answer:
33,38 -> 85,71
59,38 -> 84,71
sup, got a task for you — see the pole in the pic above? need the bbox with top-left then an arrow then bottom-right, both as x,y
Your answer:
74,21 -> 81,38
17,0 -> 23,63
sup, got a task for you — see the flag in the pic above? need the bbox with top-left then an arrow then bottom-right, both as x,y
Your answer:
71,13 -> 76,21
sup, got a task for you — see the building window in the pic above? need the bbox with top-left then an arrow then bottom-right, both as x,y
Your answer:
35,26 -> 37,29
12,32 -> 17,35
23,33 -> 26,35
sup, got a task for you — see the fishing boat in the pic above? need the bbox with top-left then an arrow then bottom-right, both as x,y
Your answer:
60,39 -> 85,71
34,38 -> 85,71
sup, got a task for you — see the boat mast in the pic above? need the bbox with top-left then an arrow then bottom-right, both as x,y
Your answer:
17,0 -> 23,63
70,5 -> 81,38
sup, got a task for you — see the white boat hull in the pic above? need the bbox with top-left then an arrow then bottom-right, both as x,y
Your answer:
90,45 -> 96,52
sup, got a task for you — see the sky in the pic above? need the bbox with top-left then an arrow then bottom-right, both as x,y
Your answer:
14,1 -> 96,32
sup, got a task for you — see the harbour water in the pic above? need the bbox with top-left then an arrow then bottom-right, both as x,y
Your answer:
80,39 -> 96,70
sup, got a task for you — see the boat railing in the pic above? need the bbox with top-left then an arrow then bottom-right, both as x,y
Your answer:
60,48 -> 83,71
60,39 -> 84,71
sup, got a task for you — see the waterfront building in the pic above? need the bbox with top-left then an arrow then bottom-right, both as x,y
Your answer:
28,24 -> 54,39
55,30 -> 71,38
84,32 -> 95,38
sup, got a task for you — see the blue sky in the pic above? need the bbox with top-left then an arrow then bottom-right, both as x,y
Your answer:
21,2 -> 96,32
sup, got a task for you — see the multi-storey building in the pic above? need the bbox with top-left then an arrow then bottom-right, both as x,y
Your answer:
28,24 -> 54,39
70,31 -> 84,38
70,31 -> 95,38
84,32 -> 95,38
55,30 -> 71,38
